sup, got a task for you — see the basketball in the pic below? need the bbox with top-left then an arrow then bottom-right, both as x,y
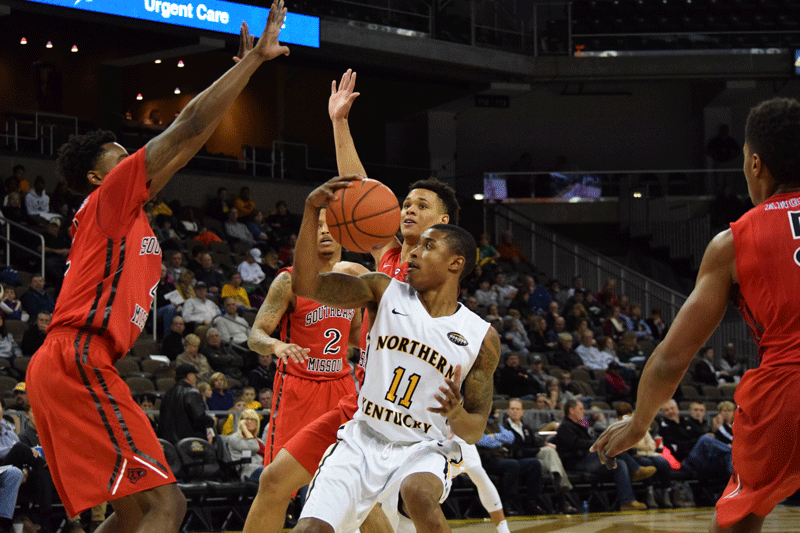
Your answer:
325,178 -> 401,254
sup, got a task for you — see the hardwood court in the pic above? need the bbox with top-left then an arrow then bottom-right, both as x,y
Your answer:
447,505 -> 800,533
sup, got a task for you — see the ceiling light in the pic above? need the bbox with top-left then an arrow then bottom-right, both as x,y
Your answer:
45,41 -> 53,49
473,194 -> 485,201
136,94 -> 143,101
154,59 -> 162,64
19,37 -> 26,45
71,45 -> 78,53
174,87 -> 181,94
177,60 -> 184,67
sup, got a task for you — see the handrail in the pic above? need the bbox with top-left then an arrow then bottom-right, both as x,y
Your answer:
0,215 -> 45,279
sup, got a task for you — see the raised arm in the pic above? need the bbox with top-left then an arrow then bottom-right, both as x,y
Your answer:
145,1 -> 290,196
292,176 -> 390,310
247,271 -> 309,364
429,327 -> 501,444
592,229 -> 735,462
329,69 -> 367,179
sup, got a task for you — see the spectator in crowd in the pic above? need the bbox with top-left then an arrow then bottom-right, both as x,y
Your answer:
0,287 -> 27,322
0,400 -> 47,478
477,408 -> 542,516
162,316 -> 186,360
20,312 -> 50,357
554,399 -> 652,511
185,246 -> 205,276
548,279 -> 565,308
718,343 -> 746,382
552,332 -> 585,370
178,206 -> 200,238
261,248 -> 281,282
225,207 -> 255,245
496,231 -> 532,274
658,400 -> 732,478
474,280 -> 499,311
493,274 -> 518,309
226,408 -> 265,482
238,248 -> 266,291
201,328 -> 243,377
706,124 -> 740,169
596,278 -> 620,308
153,215 -> 181,251
0,317 -> 20,363
234,186 -> 256,221
182,282 -> 221,332
206,371 -> 235,431
0,465 -> 23,533
544,301 -> 561,331
20,277 -> 54,320
462,264 -> 490,296
39,218 -> 70,292
137,392 -> 159,434
528,276 -> 553,314
622,304 -> 652,340
207,187 -> 229,222
575,330 -> 618,371
546,377 -> 575,410
245,211 -> 271,244
166,251 -> 184,283
277,234 -> 296,266
502,317 -> 530,359
528,355 -> 549,391
614,403 -> 673,509
258,388 -> 273,413
562,288 -> 585,320
157,364 -> 212,444
9,165 -> 30,195
583,291 -> 606,326
213,298 -> 251,346
221,397 -> 248,435
196,382 -> 212,402
24,177 -> 54,226
565,305 -> 590,335
240,386 -> 261,411
463,295 -> 480,315
248,353 -> 276,393
616,331 -> 646,368
266,200 -> 297,241
11,383 -> 27,412
528,315 -> 550,353
175,334 -> 213,381
193,225 -> 223,248
603,361 -> 632,404
477,233 -> 500,275
603,305 -> 627,341
545,316 -> 567,349
155,264 -> 179,338
694,346 -> 726,386
221,272 -> 256,311
175,269 -> 196,302
645,308 -> 668,341
566,276 -> 583,299
714,401 -> 735,445
193,253 -> 226,297
497,353 -> 541,399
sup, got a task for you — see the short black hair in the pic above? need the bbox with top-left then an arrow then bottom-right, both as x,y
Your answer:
429,224 -> 476,281
12,165 -> 24,174
745,97 -> 800,185
564,398 -> 579,417
56,130 -> 118,194
408,178 -> 460,226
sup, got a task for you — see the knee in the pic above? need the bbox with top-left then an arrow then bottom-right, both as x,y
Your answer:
399,479 -> 442,519
291,518 -> 334,533
258,464 -> 294,500
5,467 -> 22,487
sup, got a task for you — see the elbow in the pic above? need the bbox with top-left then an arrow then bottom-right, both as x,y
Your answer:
291,277 -> 314,300
460,430 -> 483,445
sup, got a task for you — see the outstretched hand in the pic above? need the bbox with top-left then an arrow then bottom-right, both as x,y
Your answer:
306,175 -> 362,210
590,416 -> 648,470
428,365 -> 465,419
329,69 -> 360,121
275,342 -> 310,364
252,0 -> 291,61
234,21 -> 255,63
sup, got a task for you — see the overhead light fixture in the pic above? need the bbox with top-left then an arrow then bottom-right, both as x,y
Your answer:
174,87 -> 181,94
473,194 -> 485,201
177,60 -> 184,68
136,94 -> 143,101
71,45 -> 78,53
19,37 -> 27,45
633,191 -> 643,198
154,59 -> 162,64
45,41 -> 53,49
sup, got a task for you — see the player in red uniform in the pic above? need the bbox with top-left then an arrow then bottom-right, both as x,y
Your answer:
25,5 -> 290,532
242,70 -> 462,533
592,97 -> 800,533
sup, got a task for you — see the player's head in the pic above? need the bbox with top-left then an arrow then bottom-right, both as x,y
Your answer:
56,130 -> 126,194
406,224 -> 476,292
401,178 -> 460,241
744,97 -> 800,204
316,208 -> 341,258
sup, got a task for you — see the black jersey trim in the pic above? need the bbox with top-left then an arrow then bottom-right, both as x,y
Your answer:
99,237 -> 126,336
268,371 -> 287,461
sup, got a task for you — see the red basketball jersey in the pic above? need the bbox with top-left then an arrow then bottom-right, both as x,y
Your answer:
278,267 -> 356,380
50,148 -> 160,359
377,246 -> 408,281
731,191 -> 800,367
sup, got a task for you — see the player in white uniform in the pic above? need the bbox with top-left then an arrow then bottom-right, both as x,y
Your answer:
290,175 -> 500,533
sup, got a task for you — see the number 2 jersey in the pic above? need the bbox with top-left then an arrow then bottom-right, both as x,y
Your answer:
49,148 -> 160,359
731,191 -> 800,368
277,266 -> 356,380
354,278 -> 490,442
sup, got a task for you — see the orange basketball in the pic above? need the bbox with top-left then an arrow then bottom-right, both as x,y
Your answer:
325,178 -> 401,254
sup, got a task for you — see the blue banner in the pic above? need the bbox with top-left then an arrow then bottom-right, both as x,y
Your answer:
26,0 -> 320,48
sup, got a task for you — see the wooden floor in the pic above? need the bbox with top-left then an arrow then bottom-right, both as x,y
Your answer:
445,505 -> 800,533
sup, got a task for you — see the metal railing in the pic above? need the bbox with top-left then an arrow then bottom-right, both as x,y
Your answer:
3,112 -> 79,155
0,215 -> 45,279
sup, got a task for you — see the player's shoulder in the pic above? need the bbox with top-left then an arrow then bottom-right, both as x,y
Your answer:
267,270 -> 294,296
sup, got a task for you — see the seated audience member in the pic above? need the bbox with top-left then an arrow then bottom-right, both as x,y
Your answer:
174,269 -> 196,303
528,276 -> 553,314
0,317 -> 20,362
554,400 -> 652,511
545,316 -> 567,346
158,364 -> 212,444
182,282 -> 221,331
201,328 -> 244,376
583,291 -> 606,326
546,377 -> 575,410
225,208 -> 255,245
461,264 -> 490,296
161,316 -> 187,360
550,333 -> 583,373
597,335 -> 618,362
24,176 -> 54,226
248,353 -> 276,393
193,226 -> 223,248
694,346 -> 725,386
175,334 -> 213,381
138,392 -> 159,434
476,408 -> 542,516
207,187 -> 229,222
20,277 -> 54,320
492,274 -> 518,310
603,305 -> 627,341
474,280 -> 500,310
156,264 -> 180,337
221,272 -> 256,311
213,298 -> 251,346
221,397 -> 248,435
234,187 -> 256,221
718,343 -> 746,382
562,286 -> 585,318
504,398 -> 574,510
277,234 -> 296,266
497,353 -> 541,400
166,251 -> 184,283
544,301 -> 562,331
258,389 -> 273,414
20,312 -> 50,357
623,304 -> 653,339
206,372 -> 235,413
0,401 -> 46,475
8,165 -> 30,195
502,316 -> 530,359
226,408 -> 265,482
2,192 -> 32,259
266,200 -> 297,241
178,206 -> 200,238
571,318 -> 592,347
496,230 -> 532,274
565,304 -> 590,334
185,245 -> 205,275
528,355 -> 549,391
575,330 -> 617,371
658,400 -> 731,478
477,233 -> 500,275
463,295 -> 480,315
645,308 -> 668,341
616,331 -> 646,368
603,361 -> 632,404
39,218 -> 70,290
528,315 -> 551,353
11,383 -> 27,412
240,386 -> 261,410
153,215 -> 181,251
508,286 -> 533,316
246,211 -> 271,243
193,253 -> 226,297
0,465 -> 23,533
0,287 -> 27,322
238,248 -> 266,290
714,401 -> 735,445
596,278 -> 619,307
615,403 -> 673,509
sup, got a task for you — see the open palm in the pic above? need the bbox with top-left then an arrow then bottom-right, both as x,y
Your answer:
329,69 -> 360,121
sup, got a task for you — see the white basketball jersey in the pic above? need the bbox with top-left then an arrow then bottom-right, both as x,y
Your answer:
353,278 -> 491,443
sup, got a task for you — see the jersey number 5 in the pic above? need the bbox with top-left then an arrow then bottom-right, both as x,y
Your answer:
385,366 -> 421,408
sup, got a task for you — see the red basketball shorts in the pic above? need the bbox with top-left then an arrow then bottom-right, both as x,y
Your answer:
283,392 -> 359,474
27,330 -> 175,517
716,364 -> 800,527
266,372 -> 356,465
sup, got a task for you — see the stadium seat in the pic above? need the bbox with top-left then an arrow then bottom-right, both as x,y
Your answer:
680,384 -> 701,400
572,369 -> 592,382
701,385 -> 722,400
157,377 -> 176,392
719,383 -> 737,399
141,357 -> 172,377
12,356 -> 30,377
0,377 -> 18,395
114,358 -> 141,377
5,320 -> 26,345
124,376 -> 156,394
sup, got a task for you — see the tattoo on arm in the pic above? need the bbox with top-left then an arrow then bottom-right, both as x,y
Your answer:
463,328 -> 501,418
248,272 -> 293,354
313,272 -> 386,309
